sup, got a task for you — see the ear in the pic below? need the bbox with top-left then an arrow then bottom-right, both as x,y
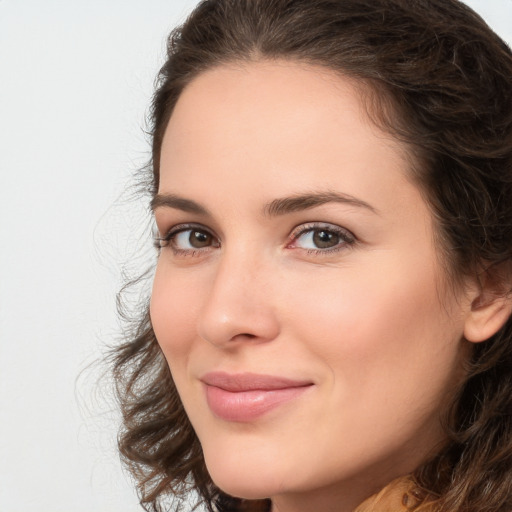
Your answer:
464,271 -> 512,343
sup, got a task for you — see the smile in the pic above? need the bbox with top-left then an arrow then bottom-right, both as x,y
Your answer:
201,372 -> 314,422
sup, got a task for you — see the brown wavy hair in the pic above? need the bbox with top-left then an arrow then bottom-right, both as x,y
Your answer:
112,1 -> 512,511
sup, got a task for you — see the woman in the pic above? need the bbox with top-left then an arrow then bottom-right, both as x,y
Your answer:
112,1 -> 512,511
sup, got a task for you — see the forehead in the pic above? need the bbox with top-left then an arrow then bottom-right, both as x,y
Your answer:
165,60 -> 382,149
160,61 -> 418,218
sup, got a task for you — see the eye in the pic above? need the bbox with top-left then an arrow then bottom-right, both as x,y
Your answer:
175,229 -> 214,249
289,223 -> 355,253
156,224 -> 220,255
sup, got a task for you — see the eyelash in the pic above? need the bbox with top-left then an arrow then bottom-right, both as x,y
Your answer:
155,222 -> 356,257
287,222 -> 356,255
154,223 -> 218,257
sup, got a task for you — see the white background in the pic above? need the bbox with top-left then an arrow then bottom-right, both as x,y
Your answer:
0,1 -> 511,511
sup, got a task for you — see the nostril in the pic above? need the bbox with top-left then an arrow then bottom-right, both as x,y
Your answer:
234,332 -> 257,340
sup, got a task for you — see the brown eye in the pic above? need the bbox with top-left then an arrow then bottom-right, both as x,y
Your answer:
312,230 -> 340,248
166,227 -> 219,252
292,223 -> 355,253
189,230 -> 213,248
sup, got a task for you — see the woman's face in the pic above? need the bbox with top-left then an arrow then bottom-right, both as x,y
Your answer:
151,61 -> 472,511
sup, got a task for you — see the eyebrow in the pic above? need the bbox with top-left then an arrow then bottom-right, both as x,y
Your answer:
151,190 -> 378,216
264,191 -> 378,216
151,193 -> 210,215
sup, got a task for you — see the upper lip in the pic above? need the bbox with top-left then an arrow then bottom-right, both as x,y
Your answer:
201,371 -> 313,392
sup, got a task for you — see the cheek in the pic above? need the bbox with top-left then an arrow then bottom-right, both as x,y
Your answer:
276,258 -> 465,474
150,262 -> 202,363
284,255 -> 463,400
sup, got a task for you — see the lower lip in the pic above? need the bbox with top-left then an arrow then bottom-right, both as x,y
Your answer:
204,385 -> 311,422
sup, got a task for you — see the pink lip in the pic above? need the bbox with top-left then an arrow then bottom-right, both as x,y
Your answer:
201,372 -> 313,422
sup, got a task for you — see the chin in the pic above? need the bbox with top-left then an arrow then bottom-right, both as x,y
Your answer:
203,451 -> 287,500
208,471 -> 273,500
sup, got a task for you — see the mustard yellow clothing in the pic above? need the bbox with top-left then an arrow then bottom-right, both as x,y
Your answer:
355,476 -> 436,512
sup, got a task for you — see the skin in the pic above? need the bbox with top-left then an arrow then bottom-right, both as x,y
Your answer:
150,61 -> 483,512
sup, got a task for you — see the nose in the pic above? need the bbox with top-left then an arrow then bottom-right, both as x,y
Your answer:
197,251 -> 280,348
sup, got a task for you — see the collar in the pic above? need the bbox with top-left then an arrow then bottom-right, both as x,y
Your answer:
354,476 -> 435,512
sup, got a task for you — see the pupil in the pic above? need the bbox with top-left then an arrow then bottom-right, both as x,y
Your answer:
190,230 -> 210,248
313,230 -> 339,248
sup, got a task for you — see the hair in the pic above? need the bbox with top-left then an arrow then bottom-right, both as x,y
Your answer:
112,1 -> 512,511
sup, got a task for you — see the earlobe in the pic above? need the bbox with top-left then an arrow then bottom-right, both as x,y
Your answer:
464,289 -> 512,343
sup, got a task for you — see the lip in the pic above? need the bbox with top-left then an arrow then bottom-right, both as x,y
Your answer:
201,372 -> 313,422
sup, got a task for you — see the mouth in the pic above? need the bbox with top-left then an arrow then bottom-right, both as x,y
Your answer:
200,372 -> 314,422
